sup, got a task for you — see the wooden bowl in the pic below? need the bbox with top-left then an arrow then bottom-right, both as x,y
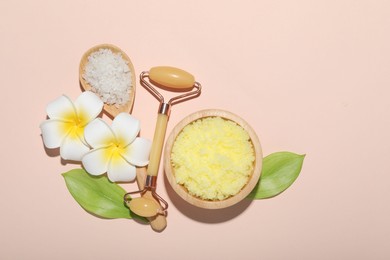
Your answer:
79,44 -> 136,117
164,109 -> 262,209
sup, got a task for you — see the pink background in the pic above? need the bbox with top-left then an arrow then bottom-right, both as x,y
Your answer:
1,0 -> 389,259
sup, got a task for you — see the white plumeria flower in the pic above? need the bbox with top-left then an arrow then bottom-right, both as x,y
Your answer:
40,91 -> 103,161
82,113 -> 152,182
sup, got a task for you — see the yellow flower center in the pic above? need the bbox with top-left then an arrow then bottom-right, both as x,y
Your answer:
61,110 -> 88,140
105,138 -> 127,165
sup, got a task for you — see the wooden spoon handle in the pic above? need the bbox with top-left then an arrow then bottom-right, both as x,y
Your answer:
143,191 -> 168,232
136,167 -> 147,189
136,167 -> 167,232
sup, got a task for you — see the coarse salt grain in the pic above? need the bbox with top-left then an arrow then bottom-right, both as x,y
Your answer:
83,48 -> 132,106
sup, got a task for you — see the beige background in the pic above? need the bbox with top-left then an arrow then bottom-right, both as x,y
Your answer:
1,0 -> 389,259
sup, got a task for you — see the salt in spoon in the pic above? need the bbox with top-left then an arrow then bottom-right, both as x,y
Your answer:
79,43 -> 136,117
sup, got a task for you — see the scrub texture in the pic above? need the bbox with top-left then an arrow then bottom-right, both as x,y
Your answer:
171,117 -> 255,200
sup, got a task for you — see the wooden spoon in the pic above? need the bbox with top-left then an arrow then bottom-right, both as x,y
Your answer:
79,43 -> 136,117
79,44 -> 167,231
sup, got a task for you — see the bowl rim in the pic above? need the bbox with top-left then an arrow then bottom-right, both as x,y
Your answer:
164,109 -> 263,209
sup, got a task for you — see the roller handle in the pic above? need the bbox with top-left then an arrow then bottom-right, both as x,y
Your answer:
147,113 -> 169,177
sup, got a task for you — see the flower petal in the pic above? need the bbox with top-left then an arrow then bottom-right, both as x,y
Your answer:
74,91 -> 103,125
111,113 -> 140,146
60,135 -> 90,161
122,137 -> 152,166
84,118 -> 115,148
107,157 -> 136,182
40,119 -> 71,148
46,95 -> 76,121
82,147 -> 111,176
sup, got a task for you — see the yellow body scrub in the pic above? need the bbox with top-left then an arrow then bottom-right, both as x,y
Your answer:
170,116 -> 255,201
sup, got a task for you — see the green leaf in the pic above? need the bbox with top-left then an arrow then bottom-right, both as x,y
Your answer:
62,168 -> 133,219
248,152 -> 305,199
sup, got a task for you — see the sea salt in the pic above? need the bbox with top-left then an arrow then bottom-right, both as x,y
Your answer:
83,48 -> 132,106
